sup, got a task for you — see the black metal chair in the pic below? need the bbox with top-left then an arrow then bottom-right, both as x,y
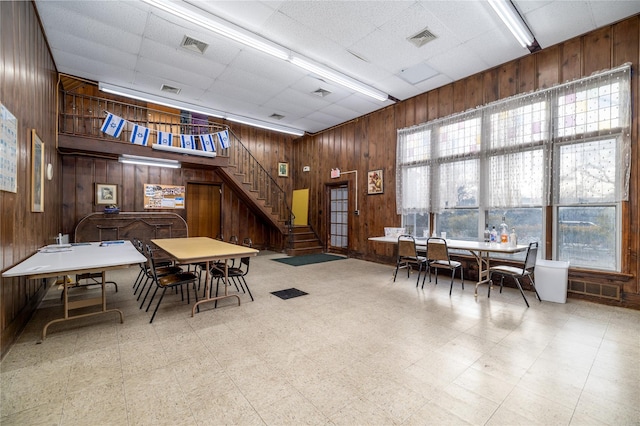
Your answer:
423,237 -> 464,295
488,241 -> 541,307
393,235 -> 427,286
145,244 -> 199,323
138,245 -> 183,308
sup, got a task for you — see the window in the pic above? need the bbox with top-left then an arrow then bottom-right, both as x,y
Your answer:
397,64 -> 631,271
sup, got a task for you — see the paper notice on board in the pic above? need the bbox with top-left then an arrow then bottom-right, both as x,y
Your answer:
144,184 -> 185,209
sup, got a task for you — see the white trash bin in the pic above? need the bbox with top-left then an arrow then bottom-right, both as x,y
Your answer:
535,259 -> 570,303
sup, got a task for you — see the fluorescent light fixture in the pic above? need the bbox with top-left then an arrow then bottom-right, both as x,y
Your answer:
118,154 -> 181,169
226,115 -> 305,136
141,0 -> 289,60
140,0 -> 389,103
290,56 -> 389,102
488,0 -> 535,48
99,82 -> 224,118
152,143 -> 217,158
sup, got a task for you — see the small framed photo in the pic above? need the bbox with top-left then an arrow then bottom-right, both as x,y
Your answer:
278,162 -> 289,177
31,130 -> 44,212
367,169 -> 383,195
96,183 -> 117,205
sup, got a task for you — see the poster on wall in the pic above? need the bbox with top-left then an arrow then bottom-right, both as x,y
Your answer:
144,184 -> 185,209
0,103 -> 18,193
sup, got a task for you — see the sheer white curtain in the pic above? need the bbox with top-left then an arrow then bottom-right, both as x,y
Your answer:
396,63 -> 631,214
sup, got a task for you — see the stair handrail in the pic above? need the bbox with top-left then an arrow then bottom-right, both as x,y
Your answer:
225,129 -> 295,231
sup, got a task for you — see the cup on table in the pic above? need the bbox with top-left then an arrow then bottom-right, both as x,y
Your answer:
440,232 -> 447,239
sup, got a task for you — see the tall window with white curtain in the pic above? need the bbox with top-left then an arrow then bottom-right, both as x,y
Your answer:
396,64 -> 631,271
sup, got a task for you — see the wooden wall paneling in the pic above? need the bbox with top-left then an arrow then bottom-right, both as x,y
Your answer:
438,84 -> 454,117
427,90 -> 439,121
498,62 -> 518,98
415,93 -> 428,124
404,97 -> 416,127
483,68 -> 499,104
582,27 -> 613,75
517,55 -> 536,94
536,45 -> 560,89
453,80 -> 466,113
466,74 -> 484,110
560,37 -> 582,82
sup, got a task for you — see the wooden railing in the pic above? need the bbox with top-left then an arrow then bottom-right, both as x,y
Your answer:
59,91 -> 294,232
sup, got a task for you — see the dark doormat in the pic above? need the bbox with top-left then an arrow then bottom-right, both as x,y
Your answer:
272,253 -> 345,267
271,288 -> 308,300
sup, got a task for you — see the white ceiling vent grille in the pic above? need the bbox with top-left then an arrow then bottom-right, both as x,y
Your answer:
161,84 -> 181,95
270,113 -> 285,120
407,28 -> 437,47
181,35 -> 208,54
312,88 -> 332,97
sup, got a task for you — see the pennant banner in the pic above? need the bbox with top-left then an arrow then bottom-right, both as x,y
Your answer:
130,124 -> 150,146
217,130 -> 230,149
101,113 -> 125,138
199,134 -> 216,152
157,131 -> 173,146
180,134 -> 196,149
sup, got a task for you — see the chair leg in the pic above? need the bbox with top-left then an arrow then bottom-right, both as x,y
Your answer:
449,269 -> 455,296
149,288 -> 167,323
460,268 -> 464,290
499,276 -> 505,293
415,263 -> 422,287
488,272 -> 493,298
528,275 -> 541,302
145,286 -> 159,311
241,276 -> 254,301
393,263 -> 400,282
513,278 -> 530,307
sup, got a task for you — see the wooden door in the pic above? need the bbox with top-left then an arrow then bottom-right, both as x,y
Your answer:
186,183 -> 221,238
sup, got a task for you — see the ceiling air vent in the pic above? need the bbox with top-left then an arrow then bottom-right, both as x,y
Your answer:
161,84 -> 181,95
407,27 -> 437,48
181,35 -> 208,54
270,113 -> 285,120
312,88 -> 332,97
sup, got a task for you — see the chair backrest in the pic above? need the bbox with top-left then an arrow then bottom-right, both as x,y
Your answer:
229,235 -> 238,244
215,234 -> 224,241
426,237 -> 450,263
522,242 -> 539,272
397,235 -> 417,258
145,244 -> 159,280
242,237 -> 253,248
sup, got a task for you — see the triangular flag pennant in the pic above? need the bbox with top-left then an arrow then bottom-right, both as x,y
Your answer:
180,135 -> 196,149
199,134 -> 216,152
157,131 -> 173,146
100,113 -> 125,138
130,124 -> 150,146
217,130 -> 230,149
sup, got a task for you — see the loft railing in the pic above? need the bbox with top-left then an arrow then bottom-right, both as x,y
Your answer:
59,91 -> 294,231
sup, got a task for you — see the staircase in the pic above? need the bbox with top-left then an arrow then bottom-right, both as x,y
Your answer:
286,226 -> 323,256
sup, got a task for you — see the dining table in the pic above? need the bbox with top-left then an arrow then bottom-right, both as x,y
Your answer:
151,237 -> 258,315
368,235 -> 528,296
2,240 -> 146,340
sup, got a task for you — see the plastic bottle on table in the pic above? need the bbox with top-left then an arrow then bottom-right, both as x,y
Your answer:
500,216 -> 509,244
483,224 -> 490,243
510,228 -> 517,247
490,226 -> 498,243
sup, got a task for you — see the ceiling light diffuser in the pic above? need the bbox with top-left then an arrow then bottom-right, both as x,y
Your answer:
488,0 -> 535,48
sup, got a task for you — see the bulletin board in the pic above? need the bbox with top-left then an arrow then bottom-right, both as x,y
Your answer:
144,184 -> 185,209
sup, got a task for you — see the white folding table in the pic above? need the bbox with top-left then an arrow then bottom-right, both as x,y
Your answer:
2,241 -> 146,340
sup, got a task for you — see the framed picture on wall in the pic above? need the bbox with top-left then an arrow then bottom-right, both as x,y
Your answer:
367,169 -> 383,195
96,183 -> 118,205
278,162 -> 289,177
31,130 -> 44,212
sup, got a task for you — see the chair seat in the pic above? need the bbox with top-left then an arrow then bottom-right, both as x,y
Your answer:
489,265 -> 529,276
158,272 -> 198,288
430,259 -> 462,269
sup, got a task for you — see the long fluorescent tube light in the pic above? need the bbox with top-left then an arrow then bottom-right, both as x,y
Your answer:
488,0 -> 535,48
226,116 -> 306,136
99,83 -> 225,119
290,57 -> 389,102
141,0 -> 289,60
140,0 -> 389,103
118,154 -> 181,169
152,143 -> 217,158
